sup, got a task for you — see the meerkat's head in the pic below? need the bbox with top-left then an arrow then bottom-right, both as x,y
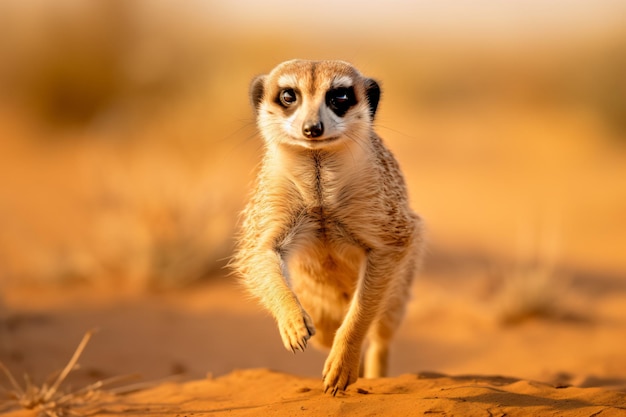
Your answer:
250,60 -> 380,149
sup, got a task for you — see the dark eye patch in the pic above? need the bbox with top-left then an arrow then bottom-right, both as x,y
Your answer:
326,87 -> 356,117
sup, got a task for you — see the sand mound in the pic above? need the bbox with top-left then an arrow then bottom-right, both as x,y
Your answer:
6,368 -> 626,417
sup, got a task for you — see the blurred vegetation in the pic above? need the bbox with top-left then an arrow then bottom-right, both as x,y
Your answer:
0,1 -> 211,132
0,2 -> 239,289
1,2 -> 625,139
0,1 -> 624,290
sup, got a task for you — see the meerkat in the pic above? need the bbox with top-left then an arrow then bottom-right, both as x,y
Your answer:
232,59 -> 424,395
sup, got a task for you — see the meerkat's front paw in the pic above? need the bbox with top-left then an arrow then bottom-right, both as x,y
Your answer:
277,308 -> 316,353
322,344 -> 359,395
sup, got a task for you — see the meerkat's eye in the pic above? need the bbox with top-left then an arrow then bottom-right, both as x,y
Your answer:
278,88 -> 297,107
326,87 -> 356,117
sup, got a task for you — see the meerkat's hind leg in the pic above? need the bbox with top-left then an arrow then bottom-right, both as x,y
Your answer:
363,261 -> 416,378
364,226 -> 423,378
363,317 -> 393,378
363,297 -> 408,378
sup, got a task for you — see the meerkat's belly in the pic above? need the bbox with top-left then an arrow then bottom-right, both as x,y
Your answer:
285,224 -> 366,347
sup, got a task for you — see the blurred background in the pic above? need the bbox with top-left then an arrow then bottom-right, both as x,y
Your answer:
0,0 -> 625,390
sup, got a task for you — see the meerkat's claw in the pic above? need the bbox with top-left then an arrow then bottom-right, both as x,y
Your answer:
278,308 -> 316,353
322,342 -> 360,395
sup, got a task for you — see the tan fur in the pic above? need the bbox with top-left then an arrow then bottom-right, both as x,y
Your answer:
231,60 -> 424,394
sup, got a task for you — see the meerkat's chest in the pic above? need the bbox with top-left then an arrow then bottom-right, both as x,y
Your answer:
271,147 -> 380,249
294,172 -> 360,237
289,172 -> 372,252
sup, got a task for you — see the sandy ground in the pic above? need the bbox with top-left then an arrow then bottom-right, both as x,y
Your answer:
5,369 -> 626,417
1,269 -> 625,416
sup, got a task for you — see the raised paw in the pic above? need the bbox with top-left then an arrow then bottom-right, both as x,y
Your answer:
322,344 -> 360,395
277,308 -> 316,353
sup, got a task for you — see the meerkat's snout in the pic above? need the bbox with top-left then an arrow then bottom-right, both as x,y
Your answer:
302,120 -> 324,138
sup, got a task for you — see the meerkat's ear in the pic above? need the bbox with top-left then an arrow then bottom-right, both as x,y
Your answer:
249,75 -> 267,114
364,78 -> 381,120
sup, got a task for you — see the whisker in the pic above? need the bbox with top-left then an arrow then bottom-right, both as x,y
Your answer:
377,124 -> 419,141
344,131 -> 370,155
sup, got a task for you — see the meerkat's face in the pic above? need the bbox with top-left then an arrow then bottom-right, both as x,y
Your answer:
250,60 -> 380,149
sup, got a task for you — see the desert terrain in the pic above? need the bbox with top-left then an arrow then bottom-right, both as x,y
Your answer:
1,1 -> 626,416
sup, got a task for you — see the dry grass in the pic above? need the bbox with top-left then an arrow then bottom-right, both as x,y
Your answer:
488,213 -> 585,326
493,263 -> 562,325
0,330 -> 149,416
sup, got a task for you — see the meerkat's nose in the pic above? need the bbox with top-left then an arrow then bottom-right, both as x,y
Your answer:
302,121 -> 324,138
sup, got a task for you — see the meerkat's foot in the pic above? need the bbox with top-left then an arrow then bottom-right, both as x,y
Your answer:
322,343 -> 359,395
277,308 -> 316,353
